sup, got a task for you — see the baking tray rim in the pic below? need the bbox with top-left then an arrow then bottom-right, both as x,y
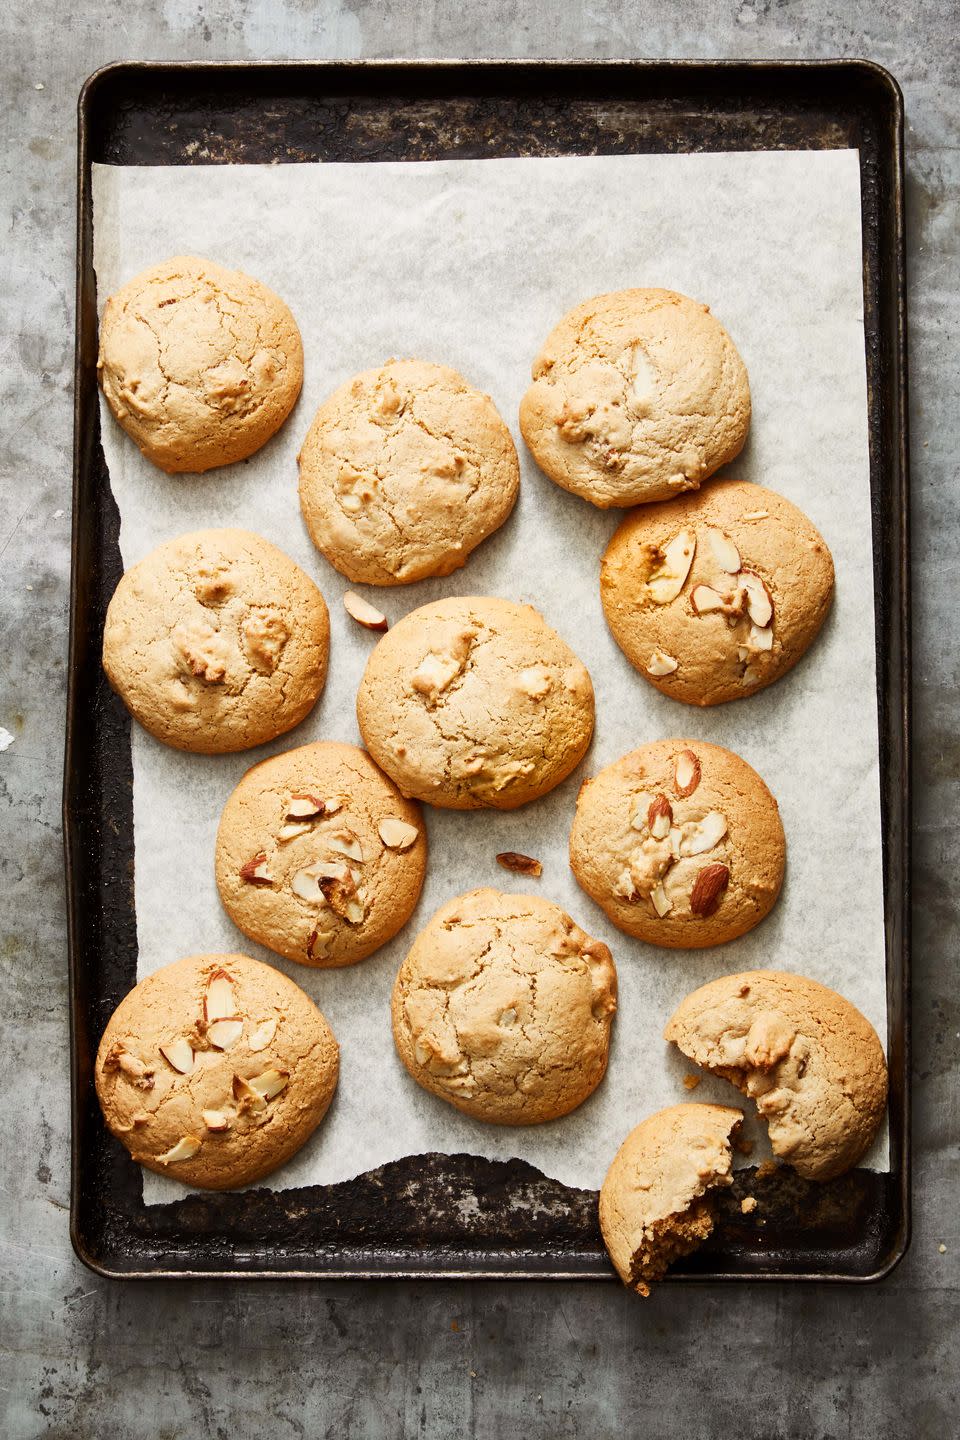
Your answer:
66,56 -> 911,1283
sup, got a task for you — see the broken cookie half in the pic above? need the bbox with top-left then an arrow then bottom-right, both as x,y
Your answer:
599,1102 -> 743,1296
664,969 -> 888,1181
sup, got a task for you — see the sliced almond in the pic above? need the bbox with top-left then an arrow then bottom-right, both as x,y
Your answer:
233,1074 -> 267,1112
747,622 -> 774,652
323,798 -> 343,816
327,829 -> 365,862
741,509 -> 769,521
204,971 -> 236,1022
613,869 -> 638,901
706,527 -> 742,573
202,1110 -> 230,1133
740,571 -> 773,628
240,853 -> 273,883
647,529 -> 696,604
286,793 -> 324,820
306,926 -> 334,961
651,881 -> 673,917
156,1135 -> 202,1165
646,648 -> 679,677
277,821 -> 312,842
689,862 -> 730,916
311,859 -> 351,882
248,1068 -> 290,1101
647,794 -> 673,840
496,850 -> 543,877
291,868 -> 326,902
159,1039 -> 195,1075
680,810 -> 728,857
249,1018 -> 278,1053
674,750 -> 701,797
378,817 -> 419,851
690,583 -> 725,615
343,895 -> 366,925
343,591 -> 388,631
207,1018 -> 244,1051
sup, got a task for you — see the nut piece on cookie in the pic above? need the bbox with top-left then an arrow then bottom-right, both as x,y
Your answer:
357,596 -> 595,811
569,739 -> 785,949
600,480 -> 835,706
665,970 -> 888,1181
94,953 -> 339,1190
599,1103 -> 743,1296
391,889 -> 617,1125
299,359 -> 520,586
102,529 -> 330,754
519,289 -> 750,508
97,255 -> 303,474
215,741 -> 427,968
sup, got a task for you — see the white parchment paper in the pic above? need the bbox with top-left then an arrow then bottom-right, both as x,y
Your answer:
92,150 -> 887,1200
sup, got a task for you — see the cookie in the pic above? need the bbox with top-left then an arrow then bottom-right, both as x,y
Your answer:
599,1104 -> 743,1295
102,528 -> 329,754
600,481 -> 835,705
215,742 -> 427,968
391,888 -> 617,1125
665,970 -> 887,1181
298,359 -> 520,585
94,952 -> 339,1190
519,288 -> 750,508
98,255 -> 303,473
569,739 -> 785,948
356,596 -> 595,810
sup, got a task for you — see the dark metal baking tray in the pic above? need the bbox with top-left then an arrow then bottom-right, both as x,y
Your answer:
66,59 -> 910,1281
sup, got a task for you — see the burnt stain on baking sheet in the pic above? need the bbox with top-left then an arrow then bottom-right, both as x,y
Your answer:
67,61 -> 909,1280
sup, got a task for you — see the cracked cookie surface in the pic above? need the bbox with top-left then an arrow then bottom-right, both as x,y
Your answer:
569,739 -> 785,948
391,888 -> 618,1124
665,970 -> 887,1180
356,596 -> 595,810
601,480 -> 835,705
95,952 -> 339,1190
298,359 -> 520,585
98,254 -> 303,473
599,1103 -> 743,1294
519,288 -> 750,508
102,528 -> 329,753
215,741 -> 427,968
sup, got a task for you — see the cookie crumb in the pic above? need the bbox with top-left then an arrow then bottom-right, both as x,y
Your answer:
496,851 -> 542,878
939,1243 -> 947,1254
740,1196 -> 757,1214
682,1073 -> 701,1091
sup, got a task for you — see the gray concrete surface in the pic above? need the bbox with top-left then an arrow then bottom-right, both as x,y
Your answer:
1,2 -> 957,1436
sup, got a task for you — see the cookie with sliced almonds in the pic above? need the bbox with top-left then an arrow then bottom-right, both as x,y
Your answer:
600,480 -> 834,705
568,739 -> 785,948
215,741 -> 427,967
94,953 -> 339,1190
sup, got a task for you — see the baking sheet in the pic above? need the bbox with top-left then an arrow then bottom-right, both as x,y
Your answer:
91,150 -> 887,1202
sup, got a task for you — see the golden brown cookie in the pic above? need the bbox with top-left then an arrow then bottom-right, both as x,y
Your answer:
298,359 -> 519,585
215,741 -> 427,968
98,255 -> 303,473
665,970 -> 887,1181
519,288 -> 750,508
569,739 -> 785,948
94,952 -> 339,1190
102,528 -> 329,754
600,481 -> 835,705
356,596 -> 595,810
599,1103 -> 743,1295
391,888 -> 618,1124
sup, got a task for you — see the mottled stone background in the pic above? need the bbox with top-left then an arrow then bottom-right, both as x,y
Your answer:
0,4 -> 956,1437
